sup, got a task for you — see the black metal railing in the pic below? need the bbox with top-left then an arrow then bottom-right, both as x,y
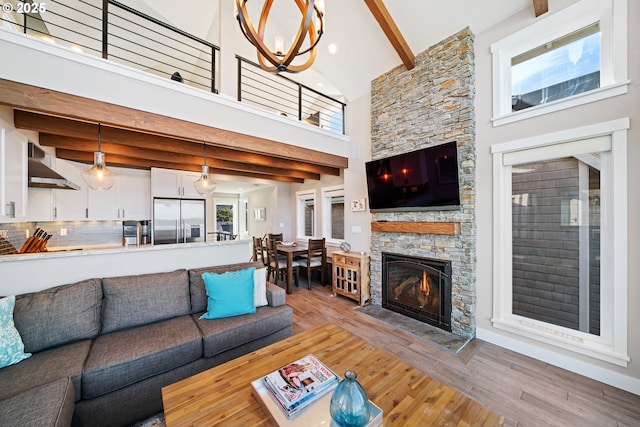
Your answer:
236,55 -> 346,135
1,0 -> 219,93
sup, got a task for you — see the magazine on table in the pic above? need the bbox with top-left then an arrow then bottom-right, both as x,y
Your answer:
263,378 -> 338,419
262,354 -> 339,413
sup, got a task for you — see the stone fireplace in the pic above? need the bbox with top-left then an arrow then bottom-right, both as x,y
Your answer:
369,27 -> 476,339
382,253 -> 452,331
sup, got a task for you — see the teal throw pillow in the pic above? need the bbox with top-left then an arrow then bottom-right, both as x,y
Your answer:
200,267 -> 257,319
0,295 -> 32,368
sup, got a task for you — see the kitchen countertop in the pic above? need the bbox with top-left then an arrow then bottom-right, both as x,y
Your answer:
0,240 -> 247,263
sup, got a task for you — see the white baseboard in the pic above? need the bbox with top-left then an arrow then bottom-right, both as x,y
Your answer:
476,327 -> 640,396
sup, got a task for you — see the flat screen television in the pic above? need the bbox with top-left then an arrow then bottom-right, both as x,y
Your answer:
365,141 -> 460,212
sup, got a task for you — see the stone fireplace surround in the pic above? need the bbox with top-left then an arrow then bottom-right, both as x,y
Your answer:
369,28 -> 476,339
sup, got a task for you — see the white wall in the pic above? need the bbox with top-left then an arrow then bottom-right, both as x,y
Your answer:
0,240 -> 250,295
246,186 -> 278,239
474,0 -> 640,394
341,92 -> 372,254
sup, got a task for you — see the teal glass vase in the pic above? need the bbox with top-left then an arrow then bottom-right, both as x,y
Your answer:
330,370 -> 370,427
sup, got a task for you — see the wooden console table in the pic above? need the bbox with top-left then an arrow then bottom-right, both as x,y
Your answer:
162,323 -> 504,426
332,251 -> 370,306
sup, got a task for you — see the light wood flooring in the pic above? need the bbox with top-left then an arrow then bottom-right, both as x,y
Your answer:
281,279 -> 640,427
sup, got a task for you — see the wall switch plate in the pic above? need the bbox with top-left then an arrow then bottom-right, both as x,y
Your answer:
0,230 -> 7,238
60,228 -> 67,236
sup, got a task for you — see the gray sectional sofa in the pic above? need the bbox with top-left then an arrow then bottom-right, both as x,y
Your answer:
0,261 -> 293,427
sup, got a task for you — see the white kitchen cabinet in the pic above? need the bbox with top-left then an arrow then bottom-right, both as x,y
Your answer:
52,159 -> 87,221
87,167 -> 150,220
25,189 -> 54,221
118,168 -> 151,219
152,168 -> 204,199
86,180 -> 120,220
51,160 -> 151,221
0,122 -> 28,220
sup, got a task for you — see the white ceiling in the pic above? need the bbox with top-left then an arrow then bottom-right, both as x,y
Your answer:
131,0 -> 534,101
124,0 -> 537,192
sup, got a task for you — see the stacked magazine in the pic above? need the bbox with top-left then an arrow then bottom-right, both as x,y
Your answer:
261,354 -> 339,418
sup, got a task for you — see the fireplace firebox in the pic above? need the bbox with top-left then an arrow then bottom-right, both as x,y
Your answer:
382,252 -> 452,331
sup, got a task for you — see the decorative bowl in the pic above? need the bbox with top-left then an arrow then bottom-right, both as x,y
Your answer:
280,241 -> 296,247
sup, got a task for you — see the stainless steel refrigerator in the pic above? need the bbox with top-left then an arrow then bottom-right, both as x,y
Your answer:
153,198 -> 206,245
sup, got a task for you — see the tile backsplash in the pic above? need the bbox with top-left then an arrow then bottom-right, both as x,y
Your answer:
1,221 -> 123,251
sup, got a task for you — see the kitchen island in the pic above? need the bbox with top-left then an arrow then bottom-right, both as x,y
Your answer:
0,239 -> 251,295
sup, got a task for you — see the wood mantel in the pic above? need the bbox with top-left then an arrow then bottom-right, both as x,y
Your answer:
371,221 -> 460,235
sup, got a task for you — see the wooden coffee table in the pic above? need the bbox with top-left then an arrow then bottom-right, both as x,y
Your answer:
162,323 -> 504,426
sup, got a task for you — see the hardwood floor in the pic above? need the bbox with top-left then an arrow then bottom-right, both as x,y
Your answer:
283,280 -> 640,427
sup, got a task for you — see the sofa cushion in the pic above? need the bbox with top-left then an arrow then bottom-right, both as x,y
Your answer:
194,305 -> 294,358
254,267 -> 268,307
0,340 -> 90,402
0,295 -> 31,368
189,262 -> 264,313
83,315 -> 202,399
14,278 -> 102,353
0,377 -> 74,427
101,269 -> 190,334
200,268 -> 256,319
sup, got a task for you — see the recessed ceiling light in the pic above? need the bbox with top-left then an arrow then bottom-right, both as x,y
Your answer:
317,82 -> 324,87
328,43 -> 338,54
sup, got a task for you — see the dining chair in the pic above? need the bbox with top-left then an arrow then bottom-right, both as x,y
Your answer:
268,233 -> 283,242
265,238 -> 300,287
252,236 -> 267,266
303,238 -> 326,290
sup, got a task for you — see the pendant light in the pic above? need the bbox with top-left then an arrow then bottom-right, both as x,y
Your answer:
194,143 -> 216,196
81,123 -> 116,191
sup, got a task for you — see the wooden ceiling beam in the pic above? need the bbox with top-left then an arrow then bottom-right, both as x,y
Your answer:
533,0 -> 548,17
39,134 -> 321,180
19,111 -> 339,177
55,149 -> 305,183
364,0 -> 415,70
0,78 -> 348,169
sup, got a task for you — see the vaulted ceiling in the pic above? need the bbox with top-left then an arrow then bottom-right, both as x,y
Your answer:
1,0 -> 548,189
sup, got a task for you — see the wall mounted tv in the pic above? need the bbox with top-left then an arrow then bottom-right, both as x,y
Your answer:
365,141 -> 460,212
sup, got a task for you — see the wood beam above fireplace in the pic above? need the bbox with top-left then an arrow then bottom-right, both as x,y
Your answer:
371,222 -> 460,235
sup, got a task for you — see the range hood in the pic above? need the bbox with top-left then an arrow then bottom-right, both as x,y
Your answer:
28,143 -> 81,190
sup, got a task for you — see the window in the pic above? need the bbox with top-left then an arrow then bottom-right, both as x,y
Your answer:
214,198 -> 238,240
491,118 -> 629,366
296,190 -> 316,238
511,23 -> 601,111
239,198 -> 248,239
491,0 -> 627,126
322,185 -> 345,244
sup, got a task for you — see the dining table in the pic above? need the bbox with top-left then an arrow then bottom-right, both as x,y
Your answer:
276,242 -> 308,294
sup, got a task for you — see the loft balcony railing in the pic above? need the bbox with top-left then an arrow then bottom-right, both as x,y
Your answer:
1,1 -> 347,135
237,56 -> 346,135
1,0 -> 219,93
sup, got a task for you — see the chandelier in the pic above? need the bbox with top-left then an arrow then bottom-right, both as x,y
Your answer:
235,0 -> 325,73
